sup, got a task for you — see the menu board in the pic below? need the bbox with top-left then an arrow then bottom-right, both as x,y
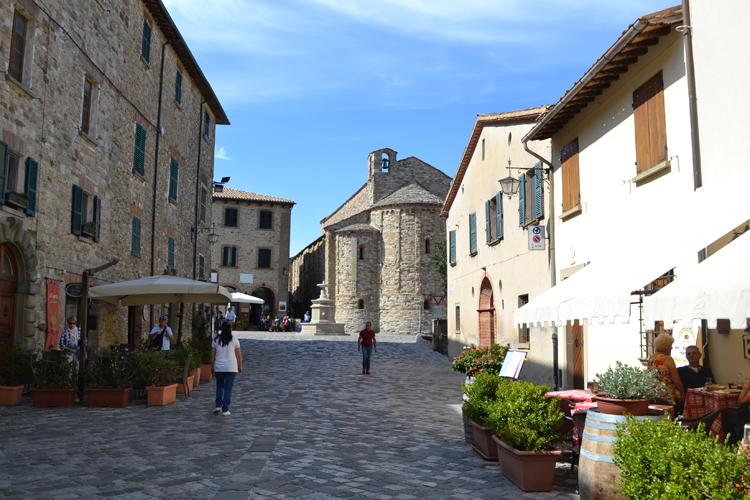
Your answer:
499,350 -> 527,379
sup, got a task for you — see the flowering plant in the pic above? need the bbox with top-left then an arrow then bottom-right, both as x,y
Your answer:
451,344 -> 509,376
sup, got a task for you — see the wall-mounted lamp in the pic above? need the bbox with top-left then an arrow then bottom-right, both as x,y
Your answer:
498,159 -> 520,198
208,223 -> 219,245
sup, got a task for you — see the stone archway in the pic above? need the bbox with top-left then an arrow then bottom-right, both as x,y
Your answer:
251,286 -> 276,327
477,277 -> 495,347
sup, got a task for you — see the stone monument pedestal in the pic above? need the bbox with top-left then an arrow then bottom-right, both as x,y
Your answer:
300,284 -> 347,336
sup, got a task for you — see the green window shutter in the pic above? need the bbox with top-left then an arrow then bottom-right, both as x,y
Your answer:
175,70 -> 182,104
71,185 -> 83,235
132,217 -> 141,256
518,174 -> 527,227
0,141 -> 8,197
24,157 -> 38,215
93,196 -> 101,242
534,162 -> 544,220
449,230 -> 456,265
167,237 -> 175,270
485,200 -> 492,244
133,124 -> 146,175
496,193 -> 504,240
469,213 -> 477,254
169,158 -> 178,200
141,20 -> 151,62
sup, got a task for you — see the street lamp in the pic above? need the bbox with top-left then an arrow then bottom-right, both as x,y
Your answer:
498,159 -> 520,198
208,223 -> 219,245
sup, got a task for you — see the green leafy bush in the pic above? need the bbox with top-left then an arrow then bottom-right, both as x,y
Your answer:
594,361 -> 666,400
463,372 -> 509,425
451,344 -> 509,376
189,335 -> 212,364
0,346 -> 33,386
132,351 -> 179,387
234,315 -> 249,330
486,380 -> 564,452
614,416 -> 750,499
86,347 -> 135,388
31,354 -> 76,389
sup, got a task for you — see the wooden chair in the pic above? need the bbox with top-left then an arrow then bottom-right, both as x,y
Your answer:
679,409 -> 720,433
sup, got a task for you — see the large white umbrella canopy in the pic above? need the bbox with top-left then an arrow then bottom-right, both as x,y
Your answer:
230,292 -> 264,305
89,275 -> 232,305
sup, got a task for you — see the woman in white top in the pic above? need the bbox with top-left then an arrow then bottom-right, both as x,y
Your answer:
211,323 -> 243,416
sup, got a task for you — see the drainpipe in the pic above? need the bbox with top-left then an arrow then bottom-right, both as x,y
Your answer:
524,140 -> 560,390
681,0 -> 702,189
149,41 -> 169,325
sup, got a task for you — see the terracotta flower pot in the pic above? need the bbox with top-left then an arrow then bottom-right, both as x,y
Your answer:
32,388 -> 76,408
492,435 -> 561,492
146,384 -> 177,406
471,420 -> 498,461
0,385 -> 24,406
200,364 -> 213,382
594,396 -> 650,416
176,374 -> 195,395
86,387 -> 131,408
192,367 -> 201,388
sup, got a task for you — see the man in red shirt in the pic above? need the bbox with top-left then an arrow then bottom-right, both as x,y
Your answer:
358,321 -> 377,375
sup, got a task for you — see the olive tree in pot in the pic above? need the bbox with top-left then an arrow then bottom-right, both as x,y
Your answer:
31,353 -> 77,407
593,362 -> 666,416
0,346 -> 32,405
134,351 -> 179,406
85,346 -> 135,408
463,372 -> 509,460
486,381 -> 564,492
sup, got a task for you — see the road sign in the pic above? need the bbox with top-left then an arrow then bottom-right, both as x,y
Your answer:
528,226 -> 545,250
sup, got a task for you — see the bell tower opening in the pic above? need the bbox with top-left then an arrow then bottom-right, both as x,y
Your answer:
367,148 -> 397,178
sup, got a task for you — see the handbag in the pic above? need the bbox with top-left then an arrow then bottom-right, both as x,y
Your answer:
152,327 -> 167,349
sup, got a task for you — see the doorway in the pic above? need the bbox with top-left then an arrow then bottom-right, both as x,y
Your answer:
571,320 -> 585,389
0,244 -> 17,349
477,278 -> 495,347
251,287 -> 275,327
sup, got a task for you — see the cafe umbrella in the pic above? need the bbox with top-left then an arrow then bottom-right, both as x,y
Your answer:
89,275 -> 232,305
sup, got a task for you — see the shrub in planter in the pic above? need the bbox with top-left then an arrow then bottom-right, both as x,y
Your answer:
85,348 -> 135,408
0,346 -> 32,405
451,344 -> 509,376
614,416 -> 750,499
133,351 -> 179,406
593,361 -> 666,415
31,353 -> 77,407
463,373 -> 510,460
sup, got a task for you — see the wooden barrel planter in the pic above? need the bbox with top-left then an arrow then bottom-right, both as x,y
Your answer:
579,410 -> 664,499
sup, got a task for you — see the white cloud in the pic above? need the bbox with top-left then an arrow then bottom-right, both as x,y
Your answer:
215,146 -> 231,161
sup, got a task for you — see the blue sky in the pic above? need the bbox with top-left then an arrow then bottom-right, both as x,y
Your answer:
163,0 -> 675,255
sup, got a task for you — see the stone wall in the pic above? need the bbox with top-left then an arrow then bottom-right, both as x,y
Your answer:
333,228 -> 381,333
288,235 -> 324,316
0,0 -> 223,350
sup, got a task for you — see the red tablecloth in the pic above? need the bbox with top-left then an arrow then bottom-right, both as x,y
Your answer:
683,388 -> 740,437
545,389 -> 593,402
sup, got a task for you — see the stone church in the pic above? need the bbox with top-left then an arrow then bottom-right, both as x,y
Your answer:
291,148 -> 451,335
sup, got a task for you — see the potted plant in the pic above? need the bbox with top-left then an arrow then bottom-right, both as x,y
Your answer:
463,372 -> 507,460
191,336 -> 213,382
170,345 -> 196,395
31,353 -> 77,407
593,362 -> 665,416
451,344 -> 509,378
134,351 -> 179,406
0,346 -> 32,405
487,381 -> 564,492
85,346 -> 134,407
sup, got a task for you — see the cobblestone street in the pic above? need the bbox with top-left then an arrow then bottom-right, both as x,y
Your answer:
0,333 -> 577,499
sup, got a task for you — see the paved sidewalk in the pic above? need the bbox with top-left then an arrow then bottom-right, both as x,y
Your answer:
0,333 -> 578,499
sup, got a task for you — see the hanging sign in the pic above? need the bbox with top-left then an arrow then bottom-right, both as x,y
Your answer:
65,283 -> 83,298
528,226 -> 545,250
45,280 -> 62,350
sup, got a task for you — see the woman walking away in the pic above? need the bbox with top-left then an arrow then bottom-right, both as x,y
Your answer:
212,323 -> 242,416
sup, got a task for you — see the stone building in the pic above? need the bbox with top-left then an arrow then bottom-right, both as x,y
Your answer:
288,235 -> 325,317
211,187 -> 294,326
0,0 -> 227,350
295,148 -> 451,335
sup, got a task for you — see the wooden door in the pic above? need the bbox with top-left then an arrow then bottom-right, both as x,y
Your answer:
572,320 -> 585,389
0,245 -> 17,349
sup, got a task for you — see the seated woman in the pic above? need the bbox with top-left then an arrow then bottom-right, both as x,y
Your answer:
648,333 -> 685,406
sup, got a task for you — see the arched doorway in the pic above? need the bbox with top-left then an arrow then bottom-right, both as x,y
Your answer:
250,287 -> 275,328
0,244 -> 18,349
477,277 -> 495,347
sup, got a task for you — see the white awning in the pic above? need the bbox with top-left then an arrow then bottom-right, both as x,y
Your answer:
644,232 -> 750,329
230,292 -> 264,305
90,275 -> 232,305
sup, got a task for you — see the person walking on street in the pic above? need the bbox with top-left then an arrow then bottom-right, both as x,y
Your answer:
212,323 -> 242,416
358,321 -> 376,375
225,307 -> 237,328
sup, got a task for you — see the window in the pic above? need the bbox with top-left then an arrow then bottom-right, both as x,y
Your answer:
203,111 -> 211,140
455,305 -> 461,333
175,70 -> 182,104
8,11 -> 28,83
633,71 -> 667,173
560,137 -> 580,216
167,237 -> 175,270
258,248 -> 271,269
141,18 -> 152,63
224,207 -> 238,227
259,210 -> 273,229
221,246 -> 237,267
448,230 -> 456,265
481,138 -> 485,161
81,78 -> 94,135
468,212 -> 477,255
131,217 -> 141,256
168,158 -> 179,201
518,162 -> 544,227
358,245 -> 364,260
6,152 -> 19,195
199,184 -> 208,222
71,185 -> 101,241
518,294 -> 530,345
0,143 -> 38,215
423,299 -> 431,310
485,193 -> 503,243
425,237 -> 431,254
381,154 -> 390,173
133,123 -> 146,175
198,255 -> 205,280
357,299 -> 365,310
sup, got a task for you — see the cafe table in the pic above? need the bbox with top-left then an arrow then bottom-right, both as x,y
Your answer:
682,387 -> 741,438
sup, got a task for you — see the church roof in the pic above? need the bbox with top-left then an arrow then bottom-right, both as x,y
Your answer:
335,223 -> 381,233
372,183 -> 444,209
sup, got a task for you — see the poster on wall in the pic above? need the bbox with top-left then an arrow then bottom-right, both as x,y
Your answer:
278,301 -> 287,313
45,279 -> 62,350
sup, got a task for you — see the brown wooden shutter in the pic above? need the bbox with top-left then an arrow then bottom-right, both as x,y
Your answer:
560,138 -> 580,212
633,71 -> 667,173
